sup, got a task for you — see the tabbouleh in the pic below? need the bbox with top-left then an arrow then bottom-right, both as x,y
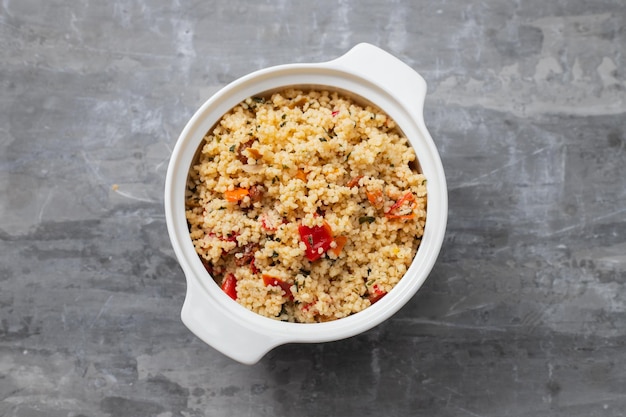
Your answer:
185,89 -> 427,323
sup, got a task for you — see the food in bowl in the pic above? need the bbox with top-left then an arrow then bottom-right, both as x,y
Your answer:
185,88 -> 427,323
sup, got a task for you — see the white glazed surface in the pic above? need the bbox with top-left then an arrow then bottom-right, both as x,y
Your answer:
164,43 -> 448,364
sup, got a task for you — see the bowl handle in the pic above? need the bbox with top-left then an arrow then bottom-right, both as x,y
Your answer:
328,43 -> 427,118
181,275 -> 280,365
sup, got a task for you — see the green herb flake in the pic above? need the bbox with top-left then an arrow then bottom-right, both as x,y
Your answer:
345,151 -> 352,161
282,114 -> 287,120
359,216 -> 376,224
272,251 -> 279,258
278,304 -> 287,318
229,145 -> 236,152
319,137 -> 327,142
323,128 -> 336,138
252,96 -> 265,103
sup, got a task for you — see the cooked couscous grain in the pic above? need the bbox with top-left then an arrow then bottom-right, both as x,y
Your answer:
186,89 -> 426,323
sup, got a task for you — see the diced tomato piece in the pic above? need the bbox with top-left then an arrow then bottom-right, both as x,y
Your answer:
223,232 -> 239,243
301,301 -> 315,312
209,232 -> 239,243
259,211 -> 280,232
262,274 -> 294,300
385,191 -> 416,219
298,221 -> 334,261
221,273 -> 237,300
210,231 -> 239,255
260,219 -> 275,231
260,217 -> 270,231
368,284 -> 386,304
250,258 -> 259,274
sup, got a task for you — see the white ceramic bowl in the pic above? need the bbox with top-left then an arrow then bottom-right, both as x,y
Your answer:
165,43 -> 447,364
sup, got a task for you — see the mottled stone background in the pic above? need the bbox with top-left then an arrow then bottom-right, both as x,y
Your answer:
1,1 -> 625,416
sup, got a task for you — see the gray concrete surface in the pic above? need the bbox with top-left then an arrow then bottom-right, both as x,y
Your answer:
1,1 -> 625,416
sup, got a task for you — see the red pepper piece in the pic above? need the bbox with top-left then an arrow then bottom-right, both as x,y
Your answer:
346,175 -> 363,188
262,274 -> 294,300
250,258 -> 259,274
298,221 -> 334,261
221,273 -> 237,300
385,191 -> 416,219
